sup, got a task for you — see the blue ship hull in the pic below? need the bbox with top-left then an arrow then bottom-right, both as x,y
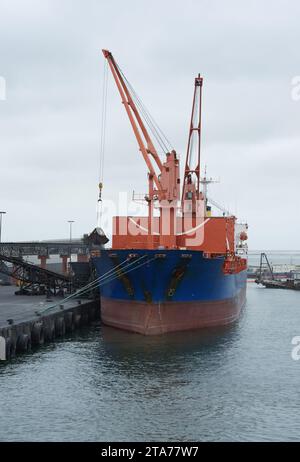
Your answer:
93,249 -> 247,335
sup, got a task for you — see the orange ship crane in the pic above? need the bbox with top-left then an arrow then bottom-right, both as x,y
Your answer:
100,51 -> 247,259
102,49 -> 180,248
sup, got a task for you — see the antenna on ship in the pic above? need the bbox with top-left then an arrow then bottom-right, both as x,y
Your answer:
200,166 -> 220,217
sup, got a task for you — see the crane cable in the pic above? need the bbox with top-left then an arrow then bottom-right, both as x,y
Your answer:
97,58 -> 109,227
123,72 -> 172,154
116,62 -> 174,156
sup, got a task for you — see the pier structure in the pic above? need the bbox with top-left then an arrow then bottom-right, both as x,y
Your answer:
0,239 -> 90,274
0,286 -> 99,360
0,229 -> 108,360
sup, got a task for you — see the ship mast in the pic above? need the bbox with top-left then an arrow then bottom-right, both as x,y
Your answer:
102,50 -> 180,248
182,74 -> 204,215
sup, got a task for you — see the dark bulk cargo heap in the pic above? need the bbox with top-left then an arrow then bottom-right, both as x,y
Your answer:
93,50 -> 248,335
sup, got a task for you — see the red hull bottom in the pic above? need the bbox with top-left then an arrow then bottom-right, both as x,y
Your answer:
100,288 -> 246,335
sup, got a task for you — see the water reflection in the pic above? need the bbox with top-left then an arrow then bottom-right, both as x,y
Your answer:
99,320 -> 242,380
101,322 -> 240,357
1,287 -> 300,441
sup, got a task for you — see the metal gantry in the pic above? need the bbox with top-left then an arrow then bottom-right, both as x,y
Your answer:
0,254 -> 71,295
0,240 -> 89,258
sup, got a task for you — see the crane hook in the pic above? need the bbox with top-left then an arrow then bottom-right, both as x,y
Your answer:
98,182 -> 103,202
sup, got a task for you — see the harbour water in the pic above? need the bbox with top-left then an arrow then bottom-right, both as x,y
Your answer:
0,282 -> 300,442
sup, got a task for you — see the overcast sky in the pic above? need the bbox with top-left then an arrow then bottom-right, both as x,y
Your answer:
0,0 -> 299,249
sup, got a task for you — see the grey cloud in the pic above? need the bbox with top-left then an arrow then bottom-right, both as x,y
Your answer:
0,0 -> 299,248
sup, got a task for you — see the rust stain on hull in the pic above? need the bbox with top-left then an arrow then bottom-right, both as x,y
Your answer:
100,288 -> 246,336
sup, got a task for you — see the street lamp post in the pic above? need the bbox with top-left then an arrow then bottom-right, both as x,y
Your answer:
67,220 -> 75,263
0,211 -> 6,243
67,220 -> 75,294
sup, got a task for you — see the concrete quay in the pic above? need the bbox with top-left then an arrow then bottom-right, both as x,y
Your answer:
0,286 -> 99,360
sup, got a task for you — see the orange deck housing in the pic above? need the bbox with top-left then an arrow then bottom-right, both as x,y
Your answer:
112,215 -> 236,253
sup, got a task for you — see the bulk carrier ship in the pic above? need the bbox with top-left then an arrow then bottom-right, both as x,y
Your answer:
92,50 -> 248,335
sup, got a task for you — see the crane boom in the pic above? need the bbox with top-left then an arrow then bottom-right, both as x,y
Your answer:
102,49 -> 163,192
182,74 -> 203,208
102,50 -> 180,248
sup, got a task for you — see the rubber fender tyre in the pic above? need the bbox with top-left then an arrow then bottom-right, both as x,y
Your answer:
16,333 -> 31,352
44,323 -> 55,342
55,317 -> 66,337
10,338 -> 16,358
5,337 -> 14,360
88,307 -> 96,322
31,322 -> 45,345
73,314 -> 81,328
64,312 -> 74,333
81,312 -> 89,326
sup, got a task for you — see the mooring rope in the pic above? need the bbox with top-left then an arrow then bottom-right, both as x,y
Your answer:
38,254 -> 149,315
